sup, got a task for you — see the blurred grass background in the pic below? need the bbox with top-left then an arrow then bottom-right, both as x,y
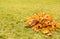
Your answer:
0,0 -> 60,39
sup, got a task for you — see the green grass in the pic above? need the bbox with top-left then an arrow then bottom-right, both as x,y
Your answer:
0,0 -> 60,39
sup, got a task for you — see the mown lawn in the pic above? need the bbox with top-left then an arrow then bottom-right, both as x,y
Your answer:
0,0 -> 60,39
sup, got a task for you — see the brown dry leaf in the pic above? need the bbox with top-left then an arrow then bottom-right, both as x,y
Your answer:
25,13 -> 59,36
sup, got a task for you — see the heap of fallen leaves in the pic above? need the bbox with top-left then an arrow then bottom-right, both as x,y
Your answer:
25,13 -> 59,36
